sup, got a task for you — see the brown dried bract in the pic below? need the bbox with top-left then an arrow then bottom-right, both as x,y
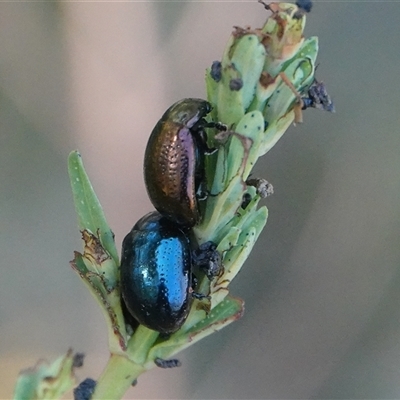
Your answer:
81,229 -> 111,265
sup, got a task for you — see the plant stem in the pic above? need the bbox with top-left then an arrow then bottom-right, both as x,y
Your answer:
92,326 -> 159,399
91,354 -> 145,400
127,325 -> 160,364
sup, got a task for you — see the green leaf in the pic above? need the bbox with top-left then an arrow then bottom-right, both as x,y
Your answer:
144,295 -> 244,366
229,34 -> 266,111
71,251 -> 127,353
263,37 -> 318,124
196,111 -> 265,242
68,151 -> 119,265
13,349 -> 81,400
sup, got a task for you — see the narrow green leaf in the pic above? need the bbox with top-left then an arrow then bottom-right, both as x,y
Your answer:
13,349 -> 79,400
71,253 -> 127,353
145,295 -> 244,366
230,34 -> 266,111
68,151 -> 119,265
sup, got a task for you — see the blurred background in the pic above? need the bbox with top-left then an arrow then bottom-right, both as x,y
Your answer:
1,1 -> 400,399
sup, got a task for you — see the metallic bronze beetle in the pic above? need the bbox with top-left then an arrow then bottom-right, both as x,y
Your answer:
144,98 -> 214,227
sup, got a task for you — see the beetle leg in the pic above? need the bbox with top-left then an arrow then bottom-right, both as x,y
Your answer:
204,146 -> 218,156
204,121 -> 227,152
191,291 -> 211,301
196,180 -> 208,201
204,121 -> 228,132
190,274 -> 211,300
196,125 -> 220,155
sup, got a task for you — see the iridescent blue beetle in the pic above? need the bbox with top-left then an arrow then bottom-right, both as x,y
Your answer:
120,212 -> 221,334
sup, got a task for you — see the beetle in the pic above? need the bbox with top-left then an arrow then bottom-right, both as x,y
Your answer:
120,211 -> 192,334
144,98 -> 221,227
120,211 -> 222,335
